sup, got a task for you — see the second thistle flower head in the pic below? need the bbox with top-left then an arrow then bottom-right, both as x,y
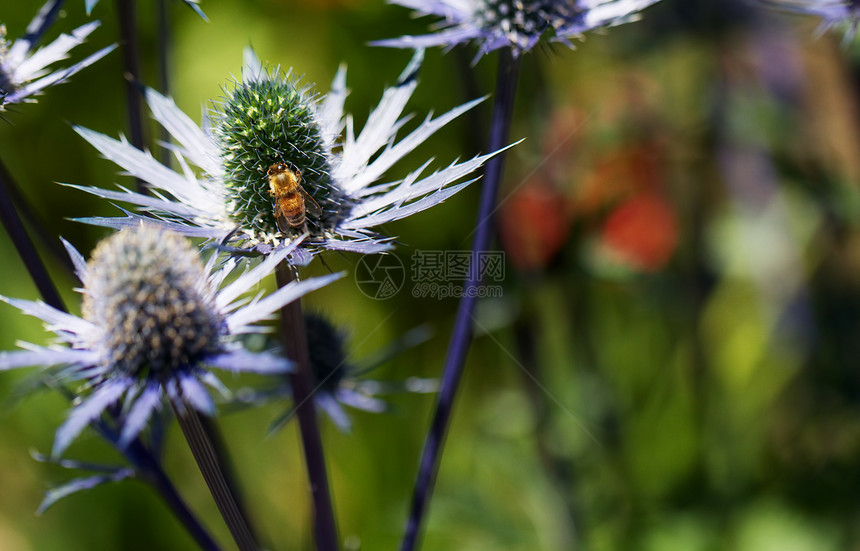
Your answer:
82,227 -> 221,378
253,312 -> 436,433
0,225 -> 340,457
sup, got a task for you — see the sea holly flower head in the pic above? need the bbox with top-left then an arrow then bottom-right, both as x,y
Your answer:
762,0 -> 860,42
72,48 -> 507,262
373,0 -> 663,59
301,311 -> 388,431
82,226 -> 222,378
0,0 -> 115,110
0,225 -> 340,457
251,313 -> 436,433
214,64 -> 348,247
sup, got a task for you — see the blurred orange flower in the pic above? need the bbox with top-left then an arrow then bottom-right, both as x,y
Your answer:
600,191 -> 677,272
499,178 -> 572,273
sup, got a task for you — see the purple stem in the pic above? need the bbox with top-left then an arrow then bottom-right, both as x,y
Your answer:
0,163 -> 75,274
115,0 -> 147,192
400,49 -> 521,551
0,156 -> 65,312
156,0 -> 173,168
276,262 -> 339,551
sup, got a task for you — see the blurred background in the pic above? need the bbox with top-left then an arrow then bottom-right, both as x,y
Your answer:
1,0 -> 860,549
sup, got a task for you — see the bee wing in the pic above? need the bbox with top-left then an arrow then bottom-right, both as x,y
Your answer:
300,188 -> 323,218
273,203 -> 292,233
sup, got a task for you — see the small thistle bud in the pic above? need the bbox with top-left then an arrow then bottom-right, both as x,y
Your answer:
82,226 -> 222,379
264,312 -> 436,433
304,312 -> 349,390
215,71 -> 345,244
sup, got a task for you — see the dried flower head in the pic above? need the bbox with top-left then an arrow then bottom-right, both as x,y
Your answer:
0,225 -> 340,457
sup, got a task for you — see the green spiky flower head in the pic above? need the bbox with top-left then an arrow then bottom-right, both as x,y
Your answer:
215,69 -> 345,245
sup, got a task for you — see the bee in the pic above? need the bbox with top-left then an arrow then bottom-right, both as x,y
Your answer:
266,162 -> 322,233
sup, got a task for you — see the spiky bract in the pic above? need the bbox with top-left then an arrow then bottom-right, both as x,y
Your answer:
0,25 -> 11,94
71,49 -> 502,259
0,1 -> 115,110
763,0 -> 860,42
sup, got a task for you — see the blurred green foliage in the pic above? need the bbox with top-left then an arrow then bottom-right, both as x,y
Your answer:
1,0 -> 860,550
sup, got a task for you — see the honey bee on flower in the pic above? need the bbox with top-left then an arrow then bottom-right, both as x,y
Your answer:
266,162 -> 322,233
70,48 -> 509,264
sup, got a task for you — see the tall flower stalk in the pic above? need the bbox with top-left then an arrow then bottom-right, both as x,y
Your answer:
276,264 -> 339,551
0,157 -> 65,311
114,0 -> 146,191
401,49 -> 521,551
171,405 -> 259,551
378,2 -> 664,549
